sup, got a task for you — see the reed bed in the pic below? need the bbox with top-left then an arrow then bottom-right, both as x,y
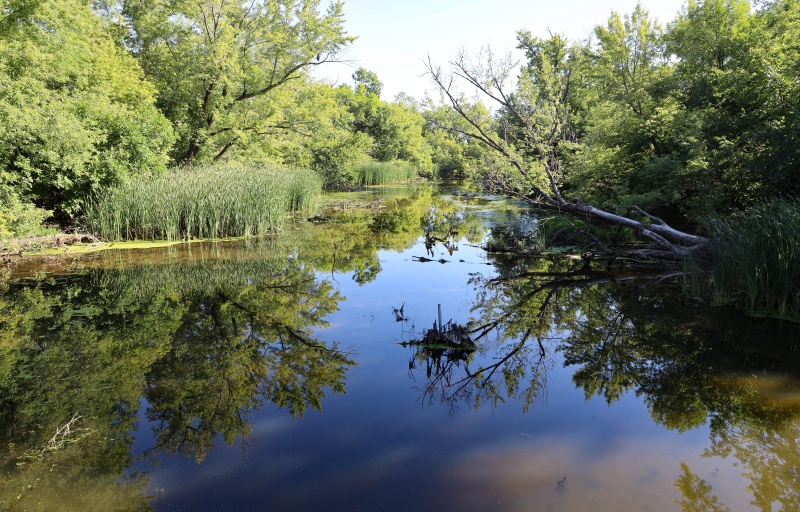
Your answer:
86,163 -> 322,241
356,161 -> 417,186
707,198 -> 800,320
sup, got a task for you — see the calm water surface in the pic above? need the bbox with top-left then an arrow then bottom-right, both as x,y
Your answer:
1,185 -> 799,511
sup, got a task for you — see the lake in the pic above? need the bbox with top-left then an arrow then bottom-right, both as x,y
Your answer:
1,184 -> 799,511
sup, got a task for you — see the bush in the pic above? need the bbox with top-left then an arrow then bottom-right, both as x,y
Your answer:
0,195 -> 53,239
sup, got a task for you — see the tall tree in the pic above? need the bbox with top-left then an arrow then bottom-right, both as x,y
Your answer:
592,4 -> 664,116
566,4 -> 678,216
122,0 -> 354,164
352,66 -> 383,97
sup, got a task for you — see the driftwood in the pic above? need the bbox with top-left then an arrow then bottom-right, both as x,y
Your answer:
1,233 -> 101,259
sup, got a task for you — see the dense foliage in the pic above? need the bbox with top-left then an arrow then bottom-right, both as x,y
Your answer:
1,0 -> 799,254
427,0 -> 800,225
423,0 -> 800,316
0,0 -> 174,229
0,1 -> 435,237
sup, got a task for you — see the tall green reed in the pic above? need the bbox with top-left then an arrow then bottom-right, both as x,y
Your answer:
707,198 -> 800,321
86,163 -> 322,241
356,161 -> 417,186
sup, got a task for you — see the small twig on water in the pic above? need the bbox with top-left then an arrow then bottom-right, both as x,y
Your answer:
41,412 -> 81,456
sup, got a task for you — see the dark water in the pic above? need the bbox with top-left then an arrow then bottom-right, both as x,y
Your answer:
1,185 -> 799,511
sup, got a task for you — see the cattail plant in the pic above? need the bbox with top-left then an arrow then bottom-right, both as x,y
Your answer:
86,162 -> 322,241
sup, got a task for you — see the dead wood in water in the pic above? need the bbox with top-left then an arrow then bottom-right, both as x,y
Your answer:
1,233 -> 102,259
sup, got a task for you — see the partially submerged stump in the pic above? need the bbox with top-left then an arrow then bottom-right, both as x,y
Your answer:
402,318 -> 476,380
404,319 -> 475,351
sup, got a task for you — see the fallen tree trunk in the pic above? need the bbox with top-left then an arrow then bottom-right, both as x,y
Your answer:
534,195 -> 707,257
425,53 -> 709,259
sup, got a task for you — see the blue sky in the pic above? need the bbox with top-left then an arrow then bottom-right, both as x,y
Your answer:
313,0 -> 688,101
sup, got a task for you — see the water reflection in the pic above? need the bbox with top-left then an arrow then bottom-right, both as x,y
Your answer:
2,185 -> 800,511
0,247 -> 354,509
0,186 -> 485,510
403,310 -> 552,415
446,254 -> 800,511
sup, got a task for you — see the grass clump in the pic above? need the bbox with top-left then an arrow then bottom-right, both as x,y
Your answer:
707,198 -> 800,321
356,161 -> 418,186
86,163 -> 322,241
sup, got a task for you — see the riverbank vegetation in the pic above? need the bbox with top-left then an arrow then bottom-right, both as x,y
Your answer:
85,163 -> 322,241
0,0 -> 437,240
1,0 -> 799,317
424,0 -> 800,318
704,199 -> 800,320
427,0 -> 800,257
357,161 -> 419,186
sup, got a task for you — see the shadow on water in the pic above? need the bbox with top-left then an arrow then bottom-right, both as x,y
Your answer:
1,184 -> 800,510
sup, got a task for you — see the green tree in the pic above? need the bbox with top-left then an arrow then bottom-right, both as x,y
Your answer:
567,4 -> 678,214
592,3 -> 664,116
352,66 -> 383,97
426,39 -> 709,257
0,0 -> 174,223
122,0 -> 354,164
667,0 -> 751,77
338,79 -> 432,171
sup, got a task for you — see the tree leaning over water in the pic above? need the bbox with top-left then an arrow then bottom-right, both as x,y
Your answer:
425,49 -> 708,258
425,0 -> 800,258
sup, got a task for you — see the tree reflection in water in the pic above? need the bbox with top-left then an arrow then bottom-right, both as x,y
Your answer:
0,185 -> 488,510
403,254 -> 800,511
403,312 -> 552,416
0,252 -> 355,510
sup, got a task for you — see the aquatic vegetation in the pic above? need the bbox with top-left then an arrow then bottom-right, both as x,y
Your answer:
356,161 -> 417,186
85,163 -> 322,241
707,199 -> 800,321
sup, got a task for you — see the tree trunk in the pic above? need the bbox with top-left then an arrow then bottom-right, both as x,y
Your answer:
425,55 -> 709,259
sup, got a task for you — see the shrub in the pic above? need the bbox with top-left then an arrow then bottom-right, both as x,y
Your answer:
0,195 -> 53,240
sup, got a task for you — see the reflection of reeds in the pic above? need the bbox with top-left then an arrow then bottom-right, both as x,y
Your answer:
93,240 -> 296,298
86,163 -> 322,241
708,199 -> 800,320
356,161 -> 417,186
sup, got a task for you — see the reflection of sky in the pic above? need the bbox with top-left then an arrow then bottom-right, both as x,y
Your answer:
131,196 -> 757,512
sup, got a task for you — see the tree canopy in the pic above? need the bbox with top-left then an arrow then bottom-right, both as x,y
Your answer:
121,0 -> 354,164
0,0 -> 174,225
425,0 -> 800,255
